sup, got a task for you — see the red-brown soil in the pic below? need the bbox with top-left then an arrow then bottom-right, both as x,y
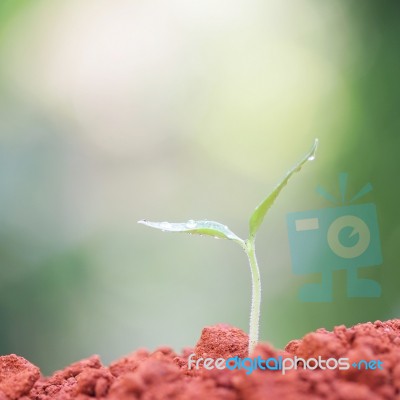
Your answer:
1,320 -> 400,399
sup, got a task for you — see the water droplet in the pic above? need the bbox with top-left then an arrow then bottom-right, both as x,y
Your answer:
160,222 -> 171,229
308,155 -> 315,161
186,219 -> 196,229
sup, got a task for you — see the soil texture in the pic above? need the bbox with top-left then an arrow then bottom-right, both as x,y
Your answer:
1,320 -> 400,399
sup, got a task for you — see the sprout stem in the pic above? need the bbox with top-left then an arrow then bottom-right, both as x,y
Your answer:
245,238 -> 261,355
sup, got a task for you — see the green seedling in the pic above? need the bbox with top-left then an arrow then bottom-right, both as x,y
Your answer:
139,139 -> 318,354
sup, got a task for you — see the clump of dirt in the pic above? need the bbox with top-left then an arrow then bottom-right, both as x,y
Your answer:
194,323 -> 249,360
0,355 -> 40,399
1,320 -> 400,399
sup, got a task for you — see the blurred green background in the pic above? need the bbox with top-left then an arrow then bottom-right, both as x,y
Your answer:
0,0 -> 399,375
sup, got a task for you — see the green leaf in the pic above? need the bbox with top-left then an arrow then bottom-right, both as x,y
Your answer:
138,219 -> 245,247
249,138 -> 318,239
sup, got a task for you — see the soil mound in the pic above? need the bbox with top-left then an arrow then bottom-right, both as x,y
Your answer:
2,320 -> 400,399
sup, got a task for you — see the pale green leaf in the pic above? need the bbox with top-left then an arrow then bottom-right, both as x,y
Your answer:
249,138 -> 318,238
138,219 -> 245,247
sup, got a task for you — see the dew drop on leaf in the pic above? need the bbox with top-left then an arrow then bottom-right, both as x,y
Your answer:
186,220 -> 196,228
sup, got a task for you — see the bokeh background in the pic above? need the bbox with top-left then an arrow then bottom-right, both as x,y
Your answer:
0,0 -> 399,375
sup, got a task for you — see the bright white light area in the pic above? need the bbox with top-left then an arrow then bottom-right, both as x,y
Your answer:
0,0 -> 352,166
